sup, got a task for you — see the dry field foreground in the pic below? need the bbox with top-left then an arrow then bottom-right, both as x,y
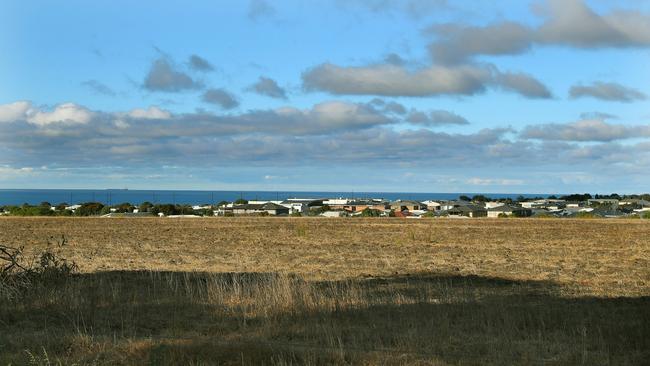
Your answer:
1,217 -> 649,365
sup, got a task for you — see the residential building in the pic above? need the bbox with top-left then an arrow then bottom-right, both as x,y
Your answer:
487,205 -> 532,218
390,200 -> 426,212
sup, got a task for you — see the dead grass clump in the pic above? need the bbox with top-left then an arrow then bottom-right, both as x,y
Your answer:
0,236 -> 77,300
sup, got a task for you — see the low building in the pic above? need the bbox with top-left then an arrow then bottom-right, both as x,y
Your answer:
323,198 -> 352,211
421,200 -> 442,211
231,202 -> 290,216
447,204 -> 487,218
484,201 -> 505,209
343,200 -> 389,213
588,199 -> 619,207
390,200 -> 426,212
320,211 -> 343,218
487,205 -> 532,218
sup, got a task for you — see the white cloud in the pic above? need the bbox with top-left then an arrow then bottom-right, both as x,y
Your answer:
521,119 -> 650,142
569,82 -> 646,102
425,0 -> 650,64
26,103 -> 93,125
0,101 -> 31,123
303,63 -> 491,97
302,62 -> 550,99
466,177 -> 524,186
127,106 -> 172,120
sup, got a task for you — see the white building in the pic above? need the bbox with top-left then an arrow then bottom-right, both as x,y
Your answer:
485,201 -> 505,209
421,200 -> 442,211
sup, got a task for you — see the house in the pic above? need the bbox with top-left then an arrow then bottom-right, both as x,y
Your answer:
447,204 -> 487,217
565,201 -> 585,208
320,211 -> 343,218
521,199 -> 566,210
279,201 -> 310,214
282,198 -> 324,214
620,199 -> 650,210
484,201 -> 505,209
421,200 -> 442,211
343,200 -> 389,213
588,199 -> 619,207
590,208 -> 626,218
389,200 -> 426,212
439,200 -> 475,211
323,198 -> 352,211
487,205 -> 532,218
232,202 -> 290,216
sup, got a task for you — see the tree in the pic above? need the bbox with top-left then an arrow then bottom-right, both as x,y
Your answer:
561,193 -> 592,201
75,202 -> 105,216
459,195 -> 471,201
139,201 -> 154,212
360,208 -> 381,217
152,204 -> 178,216
114,202 -> 134,213
471,195 -> 489,202
234,199 -> 248,205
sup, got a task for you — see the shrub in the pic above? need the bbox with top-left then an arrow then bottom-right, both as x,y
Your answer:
75,202 -> 105,216
1,236 -> 77,300
359,208 -> 381,217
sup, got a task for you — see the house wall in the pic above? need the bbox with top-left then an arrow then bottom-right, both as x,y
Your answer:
488,211 -> 511,218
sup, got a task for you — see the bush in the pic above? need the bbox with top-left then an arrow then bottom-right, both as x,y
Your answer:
100,206 -> 112,215
75,202 -> 105,216
359,208 -> 381,217
8,205 -> 53,216
151,204 -> 178,216
641,211 -> 650,219
139,201 -> 154,212
1,236 -> 77,300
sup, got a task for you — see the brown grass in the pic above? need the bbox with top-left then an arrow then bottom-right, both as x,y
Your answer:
0,217 -> 648,365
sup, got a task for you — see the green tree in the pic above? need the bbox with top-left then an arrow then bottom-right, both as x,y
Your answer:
139,201 -> 154,212
471,195 -> 489,202
360,208 -> 381,217
76,202 -> 105,216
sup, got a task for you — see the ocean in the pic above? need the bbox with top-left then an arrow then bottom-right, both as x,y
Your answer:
0,189 -> 551,206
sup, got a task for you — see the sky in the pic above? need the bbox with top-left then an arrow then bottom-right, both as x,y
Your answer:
1,0 -> 649,194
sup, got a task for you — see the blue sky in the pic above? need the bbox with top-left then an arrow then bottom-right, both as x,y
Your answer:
1,0 -> 649,193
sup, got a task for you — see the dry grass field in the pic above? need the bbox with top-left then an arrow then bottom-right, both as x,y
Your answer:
0,217 -> 649,365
